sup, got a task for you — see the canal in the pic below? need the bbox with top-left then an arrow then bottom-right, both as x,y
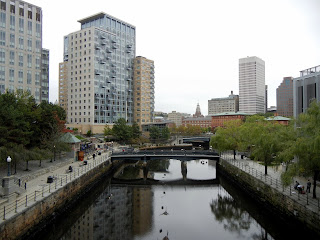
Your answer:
25,159 -> 319,240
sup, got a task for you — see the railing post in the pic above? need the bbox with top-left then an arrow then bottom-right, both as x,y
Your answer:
35,191 -> 37,201
61,178 -> 62,186
25,195 -> 28,207
290,186 -> 291,196
307,192 -> 309,205
3,206 -> 5,220
55,180 -> 57,189
42,186 -> 44,197
49,184 -> 51,193
15,200 -> 18,213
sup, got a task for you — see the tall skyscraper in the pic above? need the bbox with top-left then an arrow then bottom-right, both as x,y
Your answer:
0,0 -> 48,103
293,65 -> 320,118
63,12 -> 136,133
277,77 -> 293,117
239,56 -> 265,114
133,56 -> 155,126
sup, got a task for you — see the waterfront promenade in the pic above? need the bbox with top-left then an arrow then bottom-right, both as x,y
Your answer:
221,152 -> 320,216
0,151 -> 111,223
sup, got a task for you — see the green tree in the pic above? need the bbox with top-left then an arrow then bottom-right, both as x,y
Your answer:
112,118 -> 132,143
161,127 -> 170,141
149,126 -> 161,142
282,101 -> 320,198
131,122 -> 141,140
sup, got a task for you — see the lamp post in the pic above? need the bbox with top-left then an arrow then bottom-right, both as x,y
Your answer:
54,145 -> 56,161
7,156 -> 12,176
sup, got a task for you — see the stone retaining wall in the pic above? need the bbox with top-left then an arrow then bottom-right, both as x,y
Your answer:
0,161 -> 112,240
218,159 -> 320,235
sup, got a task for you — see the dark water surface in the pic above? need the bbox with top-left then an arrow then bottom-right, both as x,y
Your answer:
27,159 -> 319,240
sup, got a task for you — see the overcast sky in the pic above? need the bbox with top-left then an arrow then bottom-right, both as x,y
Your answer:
27,0 -> 320,115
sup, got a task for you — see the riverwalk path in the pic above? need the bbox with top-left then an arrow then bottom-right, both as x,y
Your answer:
221,152 -> 320,217
0,151 -> 111,223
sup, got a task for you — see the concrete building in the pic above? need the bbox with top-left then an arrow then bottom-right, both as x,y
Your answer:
63,12 -> 136,133
293,65 -> 320,118
168,111 -> 183,126
133,56 -> 155,126
208,91 -> 239,115
0,0 -> 48,103
58,61 -> 68,114
239,56 -> 265,114
276,77 -> 293,117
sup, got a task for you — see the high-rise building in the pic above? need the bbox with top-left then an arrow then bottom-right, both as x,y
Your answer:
58,61 -> 68,114
63,12 -> 136,133
133,56 -> 155,126
276,77 -> 293,117
0,0 -> 48,103
293,65 -> 320,118
208,91 -> 239,115
239,56 -> 265,114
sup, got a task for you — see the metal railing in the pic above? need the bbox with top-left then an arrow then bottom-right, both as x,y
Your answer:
0,154 -> 110,221
220,154 -> 320,214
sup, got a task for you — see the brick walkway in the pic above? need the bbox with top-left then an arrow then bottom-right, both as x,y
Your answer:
221,152 -> 320,215
0,151 -> 111,222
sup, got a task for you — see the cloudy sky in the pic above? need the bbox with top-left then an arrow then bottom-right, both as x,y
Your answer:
27,0 -> 320,115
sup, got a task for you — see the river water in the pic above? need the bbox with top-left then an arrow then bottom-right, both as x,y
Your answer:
28,159 -> 319,240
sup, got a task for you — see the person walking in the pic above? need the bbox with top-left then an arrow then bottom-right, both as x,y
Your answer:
307,179 -> 311,193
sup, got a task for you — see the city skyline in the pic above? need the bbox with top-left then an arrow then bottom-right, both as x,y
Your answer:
25,0 -> 320,115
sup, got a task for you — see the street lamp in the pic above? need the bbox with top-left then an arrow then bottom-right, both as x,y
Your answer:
54,145 -> 56,161
7,156 -> 12,176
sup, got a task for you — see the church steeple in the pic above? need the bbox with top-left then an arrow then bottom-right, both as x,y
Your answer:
193,103 -> 203,118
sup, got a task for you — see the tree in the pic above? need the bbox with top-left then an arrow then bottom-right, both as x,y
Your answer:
149,126 -> 161,143
282,101 -> 320,198
161,127 -> 170,141
86,130 -> 92,137
112,118 -> 132,143
131,122 -> 141,140
210,120 -> 242,159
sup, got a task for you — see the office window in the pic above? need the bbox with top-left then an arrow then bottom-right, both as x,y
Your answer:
9,69 -> 14,82
19,6 -> 24,17
35,57 -> 40,69
35,72 -> 40,85
27,21 -> 32,35
0,48 -> 4,63
28,8 -> 32,19
9,51 -> 14,65
27,38 -> 32,51
27,70 -> 31,84
10,34 -> 15,47
18,53 -> 23,67
0,12 -> 5,27
0,66 -> 4,81
18,70 -> 23,83
19,37 -> 23,49
19,18 -> 24,33
0,31 -> 5,46
10,15 -> 15,30
36,23 -> 40,37
27,54 -> 32,68
10,2 -> 15,13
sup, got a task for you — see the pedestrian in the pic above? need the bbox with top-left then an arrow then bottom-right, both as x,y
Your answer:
24,182 -> 27,190
93,153 -> 96,160
307,179 -> 311,193
294,181 -> 299,190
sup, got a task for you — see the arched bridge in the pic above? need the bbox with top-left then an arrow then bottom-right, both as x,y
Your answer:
111,150 -> 220,162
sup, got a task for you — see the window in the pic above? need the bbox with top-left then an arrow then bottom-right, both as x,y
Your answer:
9,51 -> 14,65
9,69 -> 14,82
27,54 -> 32,68
0,12 -> 6,28
10,34 -> 15,47
19,37 -> 23,49
0,0 -> 6,11
0,31 -> 5,46
27,71 -> 31,84
27,7 -> 32,19
0,48 -> 4,63
36,23 -> 40,37
19,6 -> 24,17
35,72 -> 40,85
35,57 -> 40,69
18,70 -> 23,83
0,66 -> 5,81
27,21 -> 32,35
18,53 -> 23,66
10,15 -> 15,30
27,38 -> 32,51
19,18 -> 24,33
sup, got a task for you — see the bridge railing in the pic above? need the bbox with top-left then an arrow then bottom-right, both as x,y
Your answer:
112,150 -> 219,156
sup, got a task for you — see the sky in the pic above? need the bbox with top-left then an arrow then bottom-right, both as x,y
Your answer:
27,0 -> 320,115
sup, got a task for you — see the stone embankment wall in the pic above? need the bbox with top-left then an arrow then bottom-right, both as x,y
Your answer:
218,159 -> 320,235
0,161 -> 113,240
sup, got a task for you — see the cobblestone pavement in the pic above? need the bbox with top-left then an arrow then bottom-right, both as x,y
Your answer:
0,151 -> 111,222
221,153 -> 320,215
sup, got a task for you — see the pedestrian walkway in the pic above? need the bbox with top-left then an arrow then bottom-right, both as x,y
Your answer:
221,152 -> 320,215
0,151 -> 111,222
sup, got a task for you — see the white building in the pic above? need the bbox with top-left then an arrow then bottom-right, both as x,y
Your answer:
239,56 -> 265,114
208,91 -> 239,115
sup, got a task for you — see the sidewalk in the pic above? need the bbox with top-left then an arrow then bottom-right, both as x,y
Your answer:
221,153 -> 320,215
0,151 -> 110,222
